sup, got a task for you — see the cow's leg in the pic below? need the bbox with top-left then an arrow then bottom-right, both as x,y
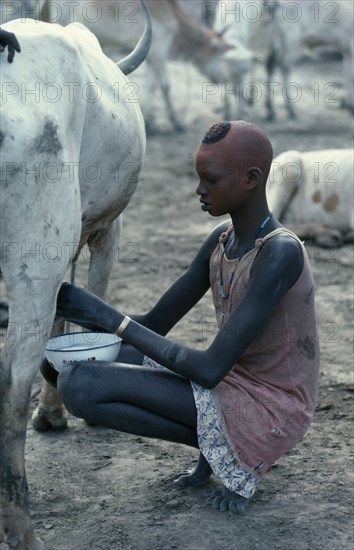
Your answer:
32,263 -> 81,431
237,74 -> 248,120
0,276 -> 64,549
341,50 -> 354,113
0,351 -> 45,550
281,65 -> 297,120
224,93 -> 234,122
142,63 -> 159,134
223,75 -> 245,121
265,50 -> 277,121
0,181 -> 78,545
0,301 -> 9,328
32,218 -> 122,431
245,65 -> 258,107
31,318 -> 69,431
148,58 -> 185,133
159,71 -> 186,133
86,217 -> 122,300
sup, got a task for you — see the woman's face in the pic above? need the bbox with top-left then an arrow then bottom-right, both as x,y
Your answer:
195,142 -> 248,217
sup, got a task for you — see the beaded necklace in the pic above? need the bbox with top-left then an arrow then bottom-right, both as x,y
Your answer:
217,213 -> 273,300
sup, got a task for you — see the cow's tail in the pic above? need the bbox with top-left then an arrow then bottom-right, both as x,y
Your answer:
116,0 -> 152,75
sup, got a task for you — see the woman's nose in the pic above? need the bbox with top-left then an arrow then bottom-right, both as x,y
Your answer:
196,180 -> 206,196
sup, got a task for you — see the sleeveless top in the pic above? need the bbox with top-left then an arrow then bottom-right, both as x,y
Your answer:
209,227 -> 320,474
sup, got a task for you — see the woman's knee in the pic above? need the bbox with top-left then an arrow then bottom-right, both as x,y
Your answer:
57,362 -> 94,419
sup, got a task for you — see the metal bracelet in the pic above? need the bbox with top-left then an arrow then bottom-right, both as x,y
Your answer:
115,315 -> 131,336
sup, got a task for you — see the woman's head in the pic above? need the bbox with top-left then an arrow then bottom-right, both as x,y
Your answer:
195,121 -> 273,217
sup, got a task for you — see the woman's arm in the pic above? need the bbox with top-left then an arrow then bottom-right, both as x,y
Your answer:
117,236 -> 303,388
131,222 -> 229,334
57,233 -> 303,388
57,222 -> 227,335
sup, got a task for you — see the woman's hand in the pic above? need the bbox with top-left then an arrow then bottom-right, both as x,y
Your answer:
56,283 -> 122,332
0,29 -> 21,63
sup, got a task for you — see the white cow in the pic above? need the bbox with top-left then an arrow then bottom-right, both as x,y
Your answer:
0,2 -> 151,547
212,0 -> 354,119
267,149 -> 354,245
37,0 -> 256,132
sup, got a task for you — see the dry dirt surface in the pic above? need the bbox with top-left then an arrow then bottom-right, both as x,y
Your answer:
1,58 -> 353,550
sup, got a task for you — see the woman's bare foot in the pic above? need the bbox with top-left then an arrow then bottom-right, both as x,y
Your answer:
207,486 -> 251,514
173,452 -> 212,487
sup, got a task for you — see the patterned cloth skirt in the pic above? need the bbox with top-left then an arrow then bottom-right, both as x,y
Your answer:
142,356 -> 259,499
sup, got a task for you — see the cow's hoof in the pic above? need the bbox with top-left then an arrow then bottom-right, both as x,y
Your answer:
32,405 -> 68,431
3,533 -> 44,550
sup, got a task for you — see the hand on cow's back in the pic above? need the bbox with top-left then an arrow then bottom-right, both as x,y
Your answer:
0,28 -> 21,63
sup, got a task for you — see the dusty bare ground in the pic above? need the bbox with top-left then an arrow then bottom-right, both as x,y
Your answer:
1,59 -> 353,549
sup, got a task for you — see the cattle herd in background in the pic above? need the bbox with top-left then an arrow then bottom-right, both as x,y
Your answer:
0,0 -> 353,262
186,0 -> 354,121
1,0 -> 353,127
0,2 -> 353,550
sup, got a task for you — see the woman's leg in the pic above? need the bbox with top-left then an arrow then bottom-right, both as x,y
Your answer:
57,361 -> 198,447
57,361 -> 251,514
40,343 -> 145,390
117,342 -> 145,365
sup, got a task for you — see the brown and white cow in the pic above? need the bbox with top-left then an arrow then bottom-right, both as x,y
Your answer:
266,149 -> 354,246
0,2 -> 151,547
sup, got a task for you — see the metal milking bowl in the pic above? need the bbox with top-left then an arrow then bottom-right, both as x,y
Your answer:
45,332 -> 122,373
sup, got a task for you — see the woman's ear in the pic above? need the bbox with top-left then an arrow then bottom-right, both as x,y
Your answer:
246,166 -> 263,189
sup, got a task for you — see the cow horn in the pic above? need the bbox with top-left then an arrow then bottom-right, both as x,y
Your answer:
117,0 -> 152,75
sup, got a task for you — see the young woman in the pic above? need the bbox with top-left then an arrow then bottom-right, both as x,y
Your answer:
43,120 -> 320,514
